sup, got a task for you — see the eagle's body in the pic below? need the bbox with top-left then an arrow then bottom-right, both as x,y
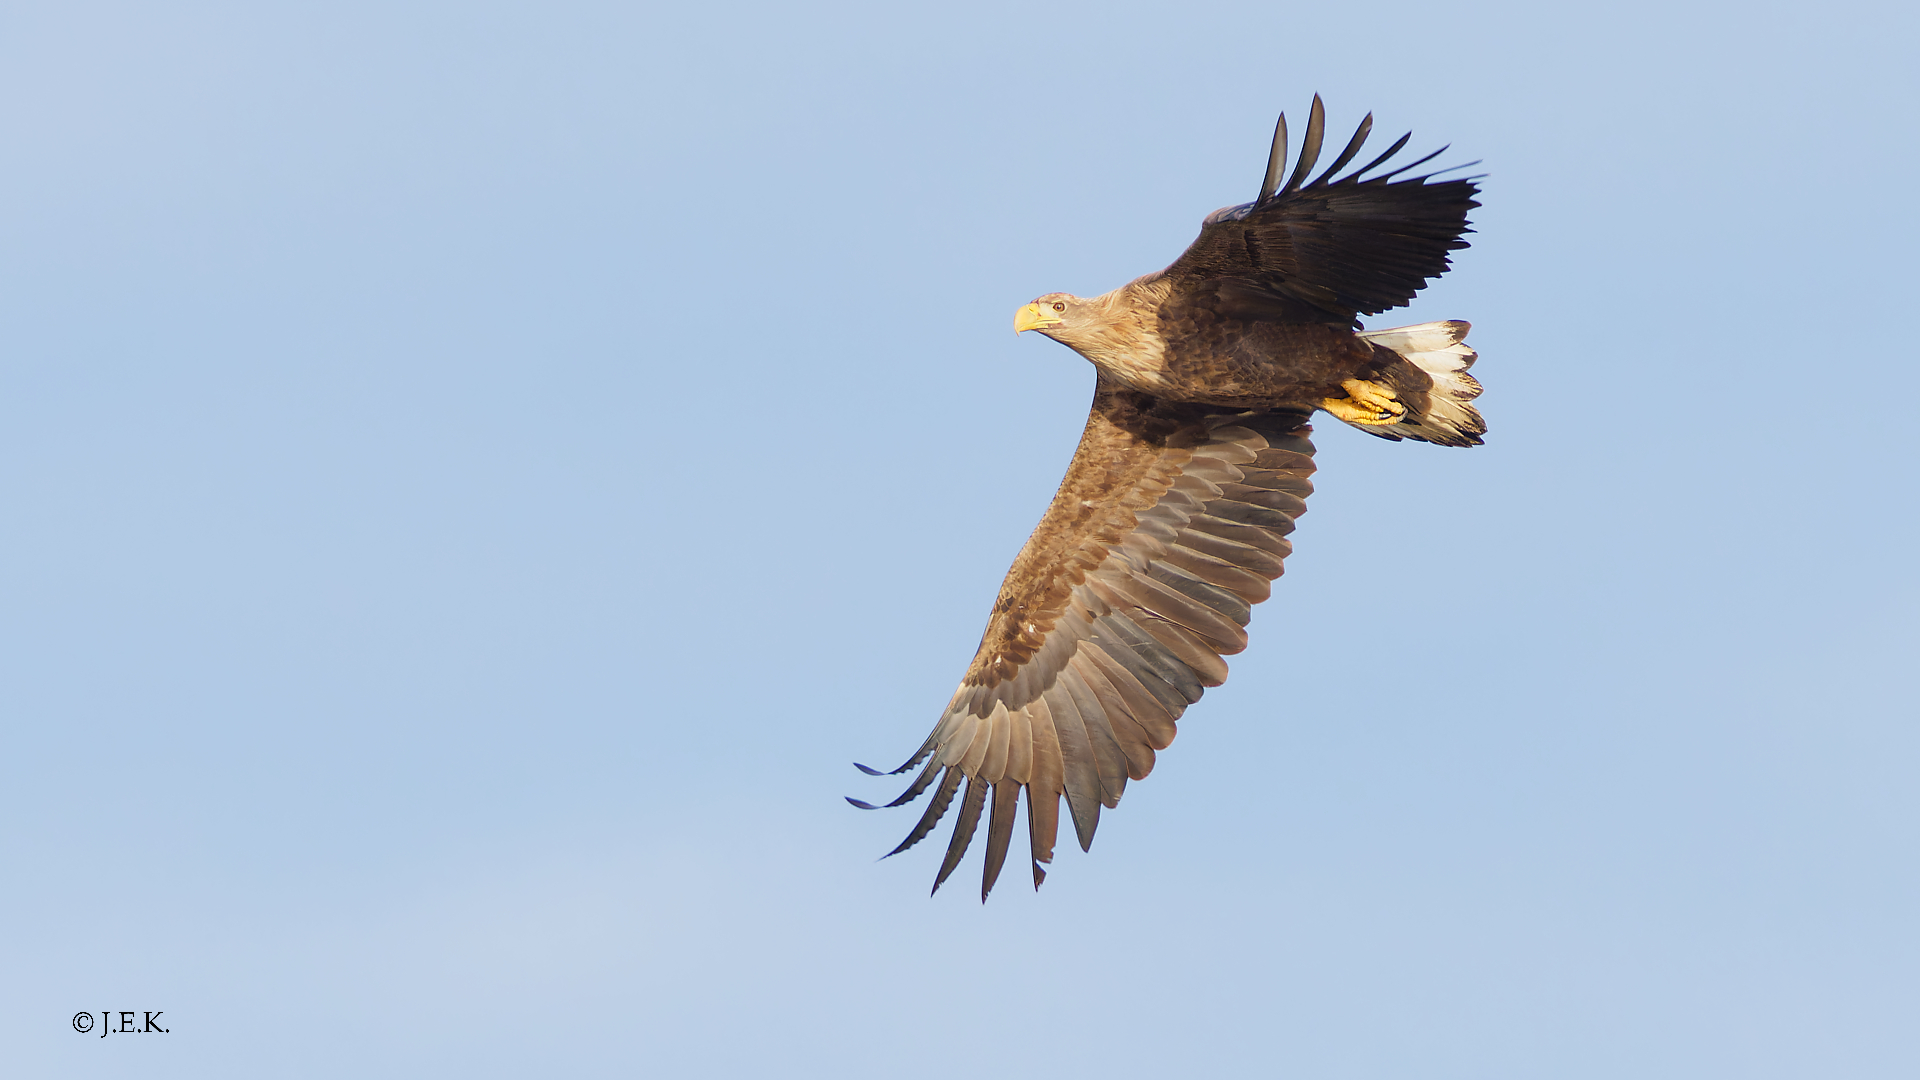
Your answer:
1047,277 -> 1373,406
852,98 -> 1484,899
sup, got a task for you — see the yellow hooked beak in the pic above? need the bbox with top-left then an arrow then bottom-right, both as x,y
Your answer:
1015,302 -> 1063,334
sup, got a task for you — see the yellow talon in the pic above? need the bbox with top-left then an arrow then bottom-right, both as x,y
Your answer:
1320,378 -> 1406,425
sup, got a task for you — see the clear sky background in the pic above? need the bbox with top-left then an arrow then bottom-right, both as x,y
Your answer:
4,0 -> 1916,1075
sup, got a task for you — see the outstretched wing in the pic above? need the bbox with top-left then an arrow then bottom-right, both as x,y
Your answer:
1156,95 -> 1481,325
851,383 -> 1316,900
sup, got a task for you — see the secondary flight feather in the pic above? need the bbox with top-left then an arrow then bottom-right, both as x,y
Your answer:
850,96 -> 1484,900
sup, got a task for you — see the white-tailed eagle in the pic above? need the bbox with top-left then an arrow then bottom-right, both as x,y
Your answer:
852,96 -> 1483,900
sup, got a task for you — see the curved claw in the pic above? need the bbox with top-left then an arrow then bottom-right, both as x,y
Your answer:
1320,379 -> 1407,425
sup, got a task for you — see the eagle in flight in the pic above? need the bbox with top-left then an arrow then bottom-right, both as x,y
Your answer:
851,96 -> 1483,899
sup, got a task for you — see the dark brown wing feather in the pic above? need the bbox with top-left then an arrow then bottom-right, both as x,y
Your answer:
851,382 -> 1316,900
1158,106 -> 1480,325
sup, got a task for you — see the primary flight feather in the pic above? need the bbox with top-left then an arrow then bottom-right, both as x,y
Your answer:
850,96 -> 1484,900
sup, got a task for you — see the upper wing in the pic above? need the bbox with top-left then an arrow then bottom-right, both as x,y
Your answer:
1155,96 -> 1481,325
851,383 -> 1316,900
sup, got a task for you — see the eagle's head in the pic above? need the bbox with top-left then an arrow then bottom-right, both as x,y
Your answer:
1014,293 -> 1091,338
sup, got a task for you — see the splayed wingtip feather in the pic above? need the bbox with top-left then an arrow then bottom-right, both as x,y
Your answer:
885,766 -> 963,858
1256,112 -> 1288,205
1310,113 -> 1372,188
1279,93 -> 1325,196
1347,131 -> 1412,182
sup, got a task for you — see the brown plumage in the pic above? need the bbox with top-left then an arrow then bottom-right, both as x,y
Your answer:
850,96 -> 1485,899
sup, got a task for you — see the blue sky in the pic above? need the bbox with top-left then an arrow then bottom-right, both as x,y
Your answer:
4,1 -> 1916,1075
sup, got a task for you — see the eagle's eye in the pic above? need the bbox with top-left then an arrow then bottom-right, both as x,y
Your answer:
1052,302 -> 1065,312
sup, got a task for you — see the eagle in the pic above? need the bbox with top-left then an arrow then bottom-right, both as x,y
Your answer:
851,96 -> 1484,900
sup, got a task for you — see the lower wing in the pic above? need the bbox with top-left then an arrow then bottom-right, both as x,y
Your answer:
851,381 -> 1317,899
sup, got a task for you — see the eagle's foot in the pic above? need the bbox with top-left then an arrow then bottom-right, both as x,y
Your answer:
1320,379 -> 1406,425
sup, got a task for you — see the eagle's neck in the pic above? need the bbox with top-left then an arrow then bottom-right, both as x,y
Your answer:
1053,279 -> 1173,394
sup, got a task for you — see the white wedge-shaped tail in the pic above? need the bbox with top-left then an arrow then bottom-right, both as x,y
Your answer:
1356,319 -> 1485,447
